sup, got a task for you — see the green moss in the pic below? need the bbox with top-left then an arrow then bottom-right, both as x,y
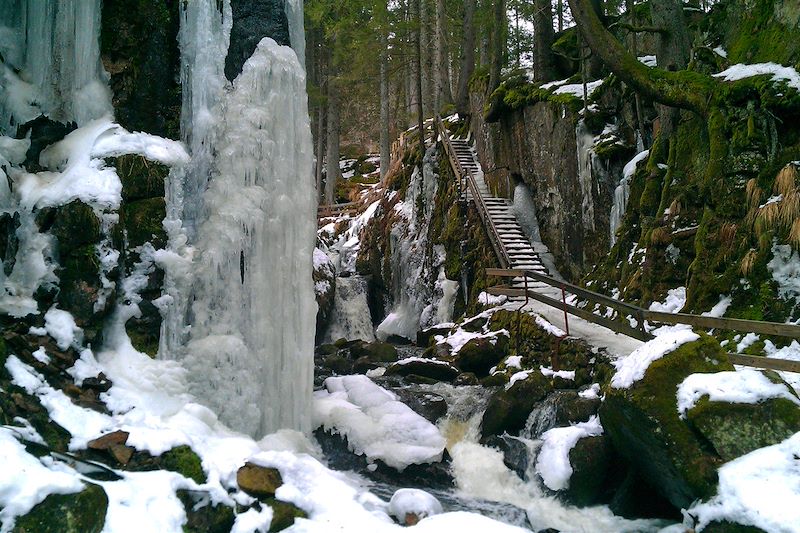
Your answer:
178,491 -> 235,533
121,197 -> 167,249
113,154 -> 168,202
13,483 -> 107,533
266,499 -> 307,532
161,445 -> 206,484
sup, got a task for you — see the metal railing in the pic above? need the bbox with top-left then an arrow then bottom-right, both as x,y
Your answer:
487,267 -> 800,373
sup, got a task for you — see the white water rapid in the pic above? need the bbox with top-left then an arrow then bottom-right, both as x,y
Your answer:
162,0 -> 316,436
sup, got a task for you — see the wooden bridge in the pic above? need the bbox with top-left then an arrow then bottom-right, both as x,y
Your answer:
435,114 -> 800,374
317,202 -> 360,223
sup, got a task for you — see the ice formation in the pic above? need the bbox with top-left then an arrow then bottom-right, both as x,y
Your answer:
164,0 -> 316,436
610,149 -> 649,246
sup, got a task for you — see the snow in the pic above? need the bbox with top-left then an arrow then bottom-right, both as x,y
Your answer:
638,55 -> 657,67
546,80 -> 605,99
610,326 -> 699,389
506,371 -> 531,389
313,375 -> 446,470
579,383 -> 601,400
325,276 -> 376,343
688,432 -> 800,532
611,149 -> 649,246
677,369 -> 800,418
0,428 -> 85,532
648,287 -> 687,314
478,291 -> 508,306
539,366 -> 575,380
504,355 -> 522,369
435,324 -> 509,355
388,489 -> 443,522
714,62 -> 800,92
231,506 -> 274,533
764,340 -> 800,392
768,243 -> 800,300
535,416 -> 604,491
43,306 -> 83,350
713,46 -> 728,58
702,295 -> 731,318
735,332 -> 759,353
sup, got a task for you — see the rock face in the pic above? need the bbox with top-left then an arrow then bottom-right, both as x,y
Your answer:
225,0 -> 291,82
453,335 -> 509,376
599,336 -> 734,510
565,435 -> 613,506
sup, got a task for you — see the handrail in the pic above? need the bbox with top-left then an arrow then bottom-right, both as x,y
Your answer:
487,268 -> 800,339
318,202 -> 360,219
436,114 -> 510,267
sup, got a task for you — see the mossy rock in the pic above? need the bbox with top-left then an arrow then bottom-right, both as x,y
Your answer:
349,341 -> 398,363
56,244 -> 104,325
453,335 -> 509,377
37,201 -> 102,252
564,435 -> 612,507
161,445 -> 206,484
481,371 -> 552,437
266,498 -> 307,532
178,490 -> 235,533
12,483 -> 107,533
385,359 -> 459,382
237,462 -> 283,499
599,335 -> 734,510
121,197 -> 167,249
114,154 -> 168,202
686,392 -> 800,462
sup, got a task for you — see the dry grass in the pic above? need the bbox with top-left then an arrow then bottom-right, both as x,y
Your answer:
668,198 -> 682,217
740,248 -> 758,276
719,222 -> 738,256
746,178 -> 762,211
650,226 -> 672,246
775,165 -> 798,197
791,219 -> 800,249
781,190 -> 800,226
757,200 -> 781,227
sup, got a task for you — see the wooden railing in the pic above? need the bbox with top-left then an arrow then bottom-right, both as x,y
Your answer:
317,202 -> 360,219
436,114 -> 510,268
486,268 -> 800,373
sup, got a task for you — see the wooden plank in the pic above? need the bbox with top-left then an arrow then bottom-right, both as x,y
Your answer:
487,286 -> 653,341
728,353 -> 800,374
644,311 -> 800,338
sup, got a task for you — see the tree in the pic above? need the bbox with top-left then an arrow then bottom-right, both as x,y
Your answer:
455,0 -> 477,116
531,0 -> 556,82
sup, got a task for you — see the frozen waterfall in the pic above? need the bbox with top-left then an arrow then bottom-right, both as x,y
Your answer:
0,0 -> 112,130
163,0 -> 316,436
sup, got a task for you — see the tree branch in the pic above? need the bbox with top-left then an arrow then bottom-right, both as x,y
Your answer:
566,0 -> 714,115
609,21 -> 668,34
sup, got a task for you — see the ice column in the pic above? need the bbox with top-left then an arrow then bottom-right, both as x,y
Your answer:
170,0 -> 316,436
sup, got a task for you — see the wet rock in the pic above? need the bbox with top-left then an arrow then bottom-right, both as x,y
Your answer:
237,462 -> 283,498
313,251 -> 336,341
484,434 -> 530,480
599,335 -> 733,510
315,344 -> 338,356
563,435 -> 612,506
12,483 -> 107,533
177,490 -> 235,533
609,469 -> 681,520
416,325 -> 452,348
392,387 -> 448,423
120,197 -> 167,249
16,116 -> 76,171
454,372 -> 479,386
266,499 -> 307,532
225,0 -> 290,82
114,155 -> 168,202
88,430 -> 130,450
349,340 -> 398,363
481,371 -> 552,437
454,335 -> 509,376
386,359 -> 459,382
160,445 -> 206,484
480,372 -> 509,387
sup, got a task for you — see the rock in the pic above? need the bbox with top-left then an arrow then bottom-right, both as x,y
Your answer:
480,372 -> 509,387
16,116 -> 76,171
321,353 -> 354,375
349,341 -> 398,362
266,499 -> 307,532
564,435 -> 612,506
225,0 -> 290,81
454,335 -> 510,376
161,445 -> 206,484
386,359 -> 459,382
88,430 -> 130,450
12,483 -> 107,533
177,490 -> 235,533
353,356 -> 381,374
454,372 -> 479,386
313,249 -> 336,340
484,434 -> 529,479
392,387 -> 448,423
237,462 -> 283,498
685,385 -> 800,462
416,325 -> 452,348
38,201 -> 102,251
609,469 -> 681,521
388,488 -> 443,526
120,197 -> 167,249
109,444 -> 135,465
114,155 -> 169,202
481,371 -> 552,437
599,335 -> 734,510
315,344 -> 338,356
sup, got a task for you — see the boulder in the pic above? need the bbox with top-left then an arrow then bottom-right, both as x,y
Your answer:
564,435 -> 612,506
392,387 -> 448,423
416,325 -> 452,348
481,371 -> 552,437
13,483 -> 107,533
177,490 -> 235,533
454,335 -> 509,376
386,358 -> 459,382
313,249 -> 336,340
237,462 -> 283,498
685,380 -> 800,462
599,335 -> 733,510
349,341 -> 398,363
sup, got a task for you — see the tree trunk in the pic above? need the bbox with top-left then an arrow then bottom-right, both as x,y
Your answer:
566,0 -> 712,115
489,0 -> 506,91
456,0 -> 476,116
435,0 -> 453,110
414,0 -> 426,161
380,32 -> 390,181
650,0 -> 692,136
532,0 -> 556,82
325,82 -> 340,205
